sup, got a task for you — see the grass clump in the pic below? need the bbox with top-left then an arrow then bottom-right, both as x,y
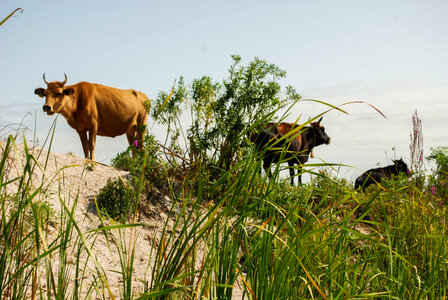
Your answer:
96,178 -> 133,222
112,133 -> 168,192
0,135 -> 113,299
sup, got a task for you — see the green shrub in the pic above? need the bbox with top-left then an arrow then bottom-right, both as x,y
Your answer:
96,178 -> 133,222
112,133 -> 166,190
427,146 -> 448,201
151,55 -> 300,178
427,146 -> 448,174
111,149 -> 138,173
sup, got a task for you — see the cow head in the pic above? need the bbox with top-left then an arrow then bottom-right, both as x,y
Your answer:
34,73 -> 75,115
393,159 -> 409,174
311,117 -> 331,145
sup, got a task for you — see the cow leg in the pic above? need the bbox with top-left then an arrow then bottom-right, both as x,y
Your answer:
77,131 -> 90,159
88,127 -> 97,161
136,126 -> 145,151
263,159 -> 272,179
125,131 -> 134,146
136,114 -> 147,151
126,128 -> 137,157
288,161 -> 295,185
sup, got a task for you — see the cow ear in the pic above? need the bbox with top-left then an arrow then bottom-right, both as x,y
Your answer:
34,88 -> 45,98
63,87 -> 74,96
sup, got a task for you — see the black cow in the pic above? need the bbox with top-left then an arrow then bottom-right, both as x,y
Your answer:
252,117 -> 331,185
354,159 -> 409,190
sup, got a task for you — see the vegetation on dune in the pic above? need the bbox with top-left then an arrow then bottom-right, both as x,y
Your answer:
107,57 -> 447,298
1,55 -> 447,299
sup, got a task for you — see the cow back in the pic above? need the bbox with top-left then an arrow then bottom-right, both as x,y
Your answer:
71,82 -> 149,137
266,122 -> 303,150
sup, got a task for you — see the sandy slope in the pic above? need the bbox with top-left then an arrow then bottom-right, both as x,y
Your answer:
2,143 -> 169,298
2,142 -> 245,299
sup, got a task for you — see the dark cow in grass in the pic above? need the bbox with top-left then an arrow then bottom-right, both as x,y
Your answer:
252,117 -> 331,185
354,159 -> 409,190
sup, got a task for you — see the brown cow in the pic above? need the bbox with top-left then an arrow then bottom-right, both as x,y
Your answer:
252,117 -> 331,185
34,74 -> 149,160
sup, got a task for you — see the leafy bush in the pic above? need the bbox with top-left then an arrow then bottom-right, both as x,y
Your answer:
96,178 -> 133,222
112,133 -> 165,189
151,56 -> 300,179
427,146 -> 448,200
427,146 -> 448,175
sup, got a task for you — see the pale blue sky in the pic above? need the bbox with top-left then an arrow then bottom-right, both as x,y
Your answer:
1,1 -> 447,181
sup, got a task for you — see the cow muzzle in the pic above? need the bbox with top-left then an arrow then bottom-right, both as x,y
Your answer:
43,105 -> 54,115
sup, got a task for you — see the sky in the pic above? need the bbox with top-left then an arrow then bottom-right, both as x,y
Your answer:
1,0 -> 447,182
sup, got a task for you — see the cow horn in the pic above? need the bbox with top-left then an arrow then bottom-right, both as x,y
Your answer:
43,73 -> 49,85
317,116 -> 323,124
61,73 -> 67,86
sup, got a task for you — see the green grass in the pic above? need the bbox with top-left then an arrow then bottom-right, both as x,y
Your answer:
0,127 -> 447,299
